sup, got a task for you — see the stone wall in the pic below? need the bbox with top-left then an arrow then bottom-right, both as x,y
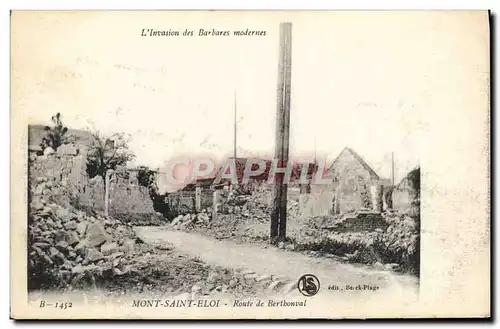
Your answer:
107,169 -> 155,215
80,176 -> 105,210
306,183 -> 335,216
29,145 -> 86,185
301,148 -> 392,216
329,148 -> 380,214
392,185 -> 412,212
28,143 -> 155,216
166,189 -> 214,215
166,190 -> 197,214
28,144 -> 88,209
392,167 -> 420,213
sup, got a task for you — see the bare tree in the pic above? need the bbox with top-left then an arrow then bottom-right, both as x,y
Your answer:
86,131 -> 136,180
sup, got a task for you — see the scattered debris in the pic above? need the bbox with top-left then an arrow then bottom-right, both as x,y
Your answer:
170,210 -> 211,231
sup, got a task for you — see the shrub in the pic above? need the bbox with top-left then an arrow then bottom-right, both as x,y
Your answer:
40,113 -> 69,151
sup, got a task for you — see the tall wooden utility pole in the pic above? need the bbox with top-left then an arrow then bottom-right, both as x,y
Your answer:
230,92 -> 238,192
270,22 -> 292,244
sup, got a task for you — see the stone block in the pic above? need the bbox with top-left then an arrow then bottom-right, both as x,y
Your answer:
85,248 -> 104,262
54,230 -> 69,243
100,242 -> 119,256
67,231 -> 80,246
55,207 -> 72,223
71,263 -> 85,274
57,144 -> 78,156
64,220 -> 78,230
86,223 -> 109,247
76,222 -> 88,236
43,147 -> 55,156
120,239 -> 135,254
56,240 -> 69,251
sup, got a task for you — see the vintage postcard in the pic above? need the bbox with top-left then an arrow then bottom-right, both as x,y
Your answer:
10,10 -> 490,319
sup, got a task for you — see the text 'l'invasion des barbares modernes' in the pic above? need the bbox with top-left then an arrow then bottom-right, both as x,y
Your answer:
141,28 -> 267,37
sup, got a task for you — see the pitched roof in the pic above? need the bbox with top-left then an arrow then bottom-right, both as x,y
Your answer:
328,147 -> 380,180
191,157 -> 317,185
222,157 -> 272,182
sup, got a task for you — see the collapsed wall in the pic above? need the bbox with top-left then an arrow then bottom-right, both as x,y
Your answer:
29,143 -> 156,216
28,142 -> 163,290
29,144 -> 87,209
392,167 -> 420,213
107,169 -> 156,215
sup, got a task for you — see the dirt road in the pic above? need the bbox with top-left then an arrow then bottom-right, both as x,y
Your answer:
135,226 -> 419,300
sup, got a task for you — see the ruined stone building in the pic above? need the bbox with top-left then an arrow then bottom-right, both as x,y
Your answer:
329,147 -> 387,213
309,147 -> 392,215
28,125 -> 156,217
392,167 -> 420,212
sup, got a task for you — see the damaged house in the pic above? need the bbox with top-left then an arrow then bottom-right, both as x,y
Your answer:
310,147 -> 392,215
392,166 -> 420,213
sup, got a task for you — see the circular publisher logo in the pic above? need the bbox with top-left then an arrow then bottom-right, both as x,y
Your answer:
297,274 -> 320,297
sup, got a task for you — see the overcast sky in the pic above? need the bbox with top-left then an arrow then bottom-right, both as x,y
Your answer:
13,11 -> 478,184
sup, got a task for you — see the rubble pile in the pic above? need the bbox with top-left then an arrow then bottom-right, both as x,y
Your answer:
286,199 -> 300,219
196,214 -> 249,240
29,173 -> 82,212
219,191 -> 253,216
99,248 -> 260,298
174,188 -> 301,242
170,208 -> 212,230
291,211 -> 419,275
28,200 -> 141,289
28,177 -> 143,290
303,211 -> 389,233
242,193 -> 270,222
28,188 -> 262,297
218,189 -> 299,222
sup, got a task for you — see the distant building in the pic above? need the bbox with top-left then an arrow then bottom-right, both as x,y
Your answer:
330,147 -> 382,213
177,156 -> 316,195
310,147 -> 392,214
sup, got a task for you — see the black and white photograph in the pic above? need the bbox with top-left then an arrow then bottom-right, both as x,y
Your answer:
10,10 -> 490,319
